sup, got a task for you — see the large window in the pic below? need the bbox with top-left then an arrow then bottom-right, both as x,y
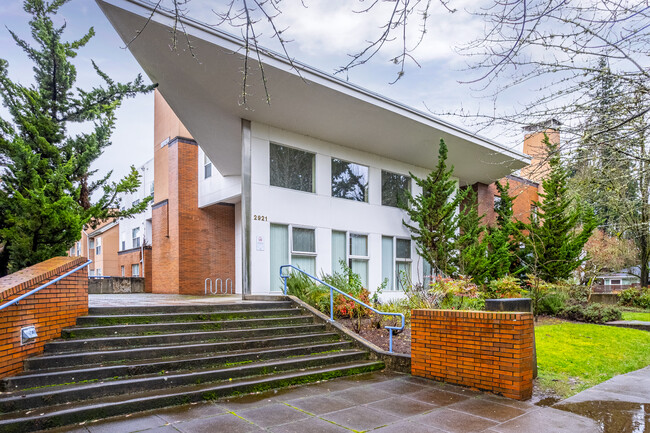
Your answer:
382,171 -> 410,207
270,224 -> 316,291
270,143 -> 315,192
382,236 -> 412,291
132,228 -> 141,249
331,231 -> 369,288
132,264 -> 140,277
95,237 -> 102,256
331,158 -> 368,202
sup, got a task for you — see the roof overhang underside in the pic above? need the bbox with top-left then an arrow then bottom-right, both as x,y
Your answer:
97,0 -> 530,183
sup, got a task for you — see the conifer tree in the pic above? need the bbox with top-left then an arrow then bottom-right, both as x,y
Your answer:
0,0 -> 155,275
457,188 -> 490,284
402,139 -> 470,277
520,135 -> 598,282
485,181 -> 521,280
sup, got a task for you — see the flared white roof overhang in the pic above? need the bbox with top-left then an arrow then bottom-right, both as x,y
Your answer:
97,0 -> 530,183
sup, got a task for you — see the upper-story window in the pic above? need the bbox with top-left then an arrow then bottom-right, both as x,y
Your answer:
331,158 -> 368,202
270,143 -> 315,193
381,170 -> 410,207
132,227 -> 141,248
95,237 -> 102,255
204,154 -> 212,179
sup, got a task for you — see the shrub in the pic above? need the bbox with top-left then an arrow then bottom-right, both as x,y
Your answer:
487,276 -> 526,299
618,287 -> 650,310
560,304 -> 622,324
538,291 -> 569,316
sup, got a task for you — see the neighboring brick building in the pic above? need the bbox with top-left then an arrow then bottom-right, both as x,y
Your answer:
151,92 -> 236,295
471,121 -> 558,227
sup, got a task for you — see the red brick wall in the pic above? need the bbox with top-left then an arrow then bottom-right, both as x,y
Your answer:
411,309 -> 534,400
152,138 -> 236,295
0,257 -> 88,379
473,176 -> 539,227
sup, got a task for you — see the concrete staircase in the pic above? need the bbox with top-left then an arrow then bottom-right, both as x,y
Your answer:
0,300 -> 384,432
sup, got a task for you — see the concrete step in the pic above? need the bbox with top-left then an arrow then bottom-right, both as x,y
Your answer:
87,301 -> 293,315
3,341 -> 354,391
27,331 -> 340,370
61,315 -> 316,339
75,307 -> 303,327
0,360 -> 384,433
0,350 -> 370,413
45,323 -> 327,353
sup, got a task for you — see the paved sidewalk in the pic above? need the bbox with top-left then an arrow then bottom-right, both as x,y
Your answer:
50,371 -> 598,433
553,365 -> 650,432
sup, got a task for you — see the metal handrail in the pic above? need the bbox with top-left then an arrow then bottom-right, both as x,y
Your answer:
0,259 -> 92,312
280,264 -> 405,353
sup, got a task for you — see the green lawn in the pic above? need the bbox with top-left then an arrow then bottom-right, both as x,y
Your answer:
535,322 -> 650,398
622,311 -> 650,321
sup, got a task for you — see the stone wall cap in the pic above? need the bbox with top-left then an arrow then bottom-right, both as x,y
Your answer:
0,256 -> 87,300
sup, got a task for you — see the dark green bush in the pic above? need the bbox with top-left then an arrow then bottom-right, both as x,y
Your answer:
538,291 -> 568,316
560,303 -> 622,324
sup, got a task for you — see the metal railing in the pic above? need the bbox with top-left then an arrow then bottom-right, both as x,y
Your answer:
205,278 -> 233,295
0,259 -> 92,312
280,265 -> 405,353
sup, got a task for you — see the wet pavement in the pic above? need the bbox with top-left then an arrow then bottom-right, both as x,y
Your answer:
554,365 -> 650,432
48,371 -> 601,433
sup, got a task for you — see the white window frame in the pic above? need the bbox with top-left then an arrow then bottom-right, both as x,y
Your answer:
290,225 -> 317,258
95,237 -> 102,256
383,236 -> 412,292
132,263 -> 140,277
132,227 -> 141,249
121,266 -> 125,277
96,268 -> 102,277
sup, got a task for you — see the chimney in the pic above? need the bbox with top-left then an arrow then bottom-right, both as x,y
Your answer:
520,119 -> 561,184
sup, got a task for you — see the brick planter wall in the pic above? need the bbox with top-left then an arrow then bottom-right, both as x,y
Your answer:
0,257 -> 88,379
411,309 -> 534,400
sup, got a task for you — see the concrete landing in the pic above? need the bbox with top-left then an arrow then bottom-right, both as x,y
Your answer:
88,293 -> 243,307
605,320 -> 650,332
50,371 -> 599,433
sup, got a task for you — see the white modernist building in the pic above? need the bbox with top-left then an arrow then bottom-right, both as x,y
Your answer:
98,0 -> 530,298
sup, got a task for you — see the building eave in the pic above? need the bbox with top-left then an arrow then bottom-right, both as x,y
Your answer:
97,0 -> 531,184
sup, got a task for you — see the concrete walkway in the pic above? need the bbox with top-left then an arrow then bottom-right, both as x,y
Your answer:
88,294 -> 244,307
605,320 -> 650,332
553,365 -> 650,432
49,371 -> 599,433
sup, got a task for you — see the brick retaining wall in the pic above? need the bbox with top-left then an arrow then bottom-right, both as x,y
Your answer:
411,309 -> 534,400
0,257 -> 88,379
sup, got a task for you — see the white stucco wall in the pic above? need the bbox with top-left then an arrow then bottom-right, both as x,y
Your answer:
198,147 -> 241,207
247,122 -> 451,301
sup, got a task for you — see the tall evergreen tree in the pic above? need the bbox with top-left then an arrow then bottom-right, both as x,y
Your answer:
520,135 -> 598,282
457,188 -> 490,284
402,139 -> 470,277
485,181 -> 521,280
0,0 -> 154,275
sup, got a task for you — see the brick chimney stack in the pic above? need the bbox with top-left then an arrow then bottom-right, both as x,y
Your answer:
520,119 -> 561,185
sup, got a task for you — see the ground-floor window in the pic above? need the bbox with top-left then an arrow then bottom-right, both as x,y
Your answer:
121,266 -> 125,277
331,231 -> 369,288
270,224 -> 316,291
131,264 -> 140,277
382,237 -> 411,291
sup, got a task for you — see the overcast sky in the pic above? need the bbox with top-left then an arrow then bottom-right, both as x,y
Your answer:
0,0 -> 525,184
